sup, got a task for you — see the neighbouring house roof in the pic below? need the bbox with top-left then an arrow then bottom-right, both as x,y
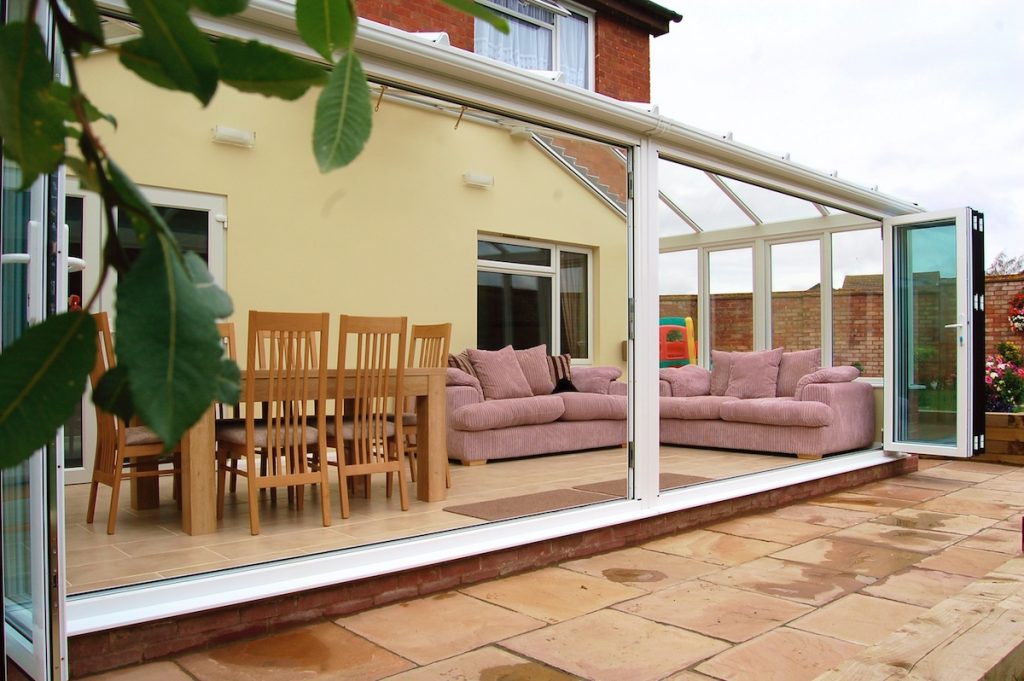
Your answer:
584,0 -> 683,36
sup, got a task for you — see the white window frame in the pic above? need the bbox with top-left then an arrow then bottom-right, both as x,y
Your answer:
477,235 -> 594,362
475,0 -> 595,90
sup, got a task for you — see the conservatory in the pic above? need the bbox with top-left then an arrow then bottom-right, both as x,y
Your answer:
0,1 -> 984,678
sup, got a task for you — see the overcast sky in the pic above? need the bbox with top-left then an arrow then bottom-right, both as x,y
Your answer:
649,0 -> 1023,269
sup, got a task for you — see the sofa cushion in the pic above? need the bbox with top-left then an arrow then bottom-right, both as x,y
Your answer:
447,351 -> 477,378
660,395 -> 739,420
724,347 -> 784,399
794,365 -> 861,399
515,344 -> 555,396
659,365 -> 711,397
720,397 -> 834,428
776,348 -> 821,397
450,395 -> 564,431
710,350 -> 733,396
559,392 -> 627,421
571,366 -> 623,394
467,346 -> 533,400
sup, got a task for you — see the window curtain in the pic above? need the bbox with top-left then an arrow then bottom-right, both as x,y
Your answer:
559,252 -> 588,358
475,15 -> 553,71
558,12 -> 589,87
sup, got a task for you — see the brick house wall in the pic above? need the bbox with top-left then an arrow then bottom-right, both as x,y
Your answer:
358,0 -> 661,103
660,273 -> 1020,376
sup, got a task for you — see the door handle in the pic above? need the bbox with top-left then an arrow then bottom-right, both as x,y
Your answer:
0,220 -> 42,323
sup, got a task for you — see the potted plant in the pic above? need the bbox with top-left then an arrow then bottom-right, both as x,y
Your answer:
984,290 -> 1024,459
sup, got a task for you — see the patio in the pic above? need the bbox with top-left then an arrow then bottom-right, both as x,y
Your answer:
76,457 -> 1024,680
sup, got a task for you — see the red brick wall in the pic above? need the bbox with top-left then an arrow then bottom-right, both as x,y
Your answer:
358,0 -> 474,50
986,273 -> 1024,356
833,287 -> 884,376
594,17 -> 650,101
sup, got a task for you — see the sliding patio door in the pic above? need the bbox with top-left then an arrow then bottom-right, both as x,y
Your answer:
883,208 -> 985,458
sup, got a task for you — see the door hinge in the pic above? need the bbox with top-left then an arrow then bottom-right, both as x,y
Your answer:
628,297 -> 635,339
627,171 -> 634,200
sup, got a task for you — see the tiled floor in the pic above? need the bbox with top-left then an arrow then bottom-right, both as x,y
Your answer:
65,446 -> 802,593
81,458 -> 1024,680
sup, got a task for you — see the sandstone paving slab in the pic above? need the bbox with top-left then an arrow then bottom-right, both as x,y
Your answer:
830,522 -> 961,553
643,529 -> 787,566
941,460 -> 1020,475
886,473 -> 972,492
807,492 -> 916,514
383,646 -> 578,681
767,503 -> 878,528
949,485 -> 1024,508
770,537 -> 925,578
706,515 -> 835,545
994,512 -> 1024,531
502,609 -> 729,681
662,671 -> 719,680
848,480 -> 947,502
916,545 -> 1012,578
862,567 -> 975,608
614,579 -> 812,643
337,593 -> 543,665
956,528 -> 1022,555
82,661 -> 194,681
460,566 -> 645,624
787,593 -> 926,645
177,622 -> 413,681
913,495 -> 1016,520
914,466 -> 999,483
559,546 -> 718,592
876,508 -> 997,535
702,557 -> 873,606
695,627 -> 862,681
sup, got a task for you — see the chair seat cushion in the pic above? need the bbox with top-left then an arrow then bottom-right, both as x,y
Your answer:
558,392 -> 627,421
720,397 -> 834,427
216,422 -> 320,447
324,419 -> 397,439
451,395 -> 564,432
124,426 -> 164,446
659,395 -> 739,420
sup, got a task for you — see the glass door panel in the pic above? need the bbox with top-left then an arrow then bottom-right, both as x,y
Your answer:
884,208 -> 984,457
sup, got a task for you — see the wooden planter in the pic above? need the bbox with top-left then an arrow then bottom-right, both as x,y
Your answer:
979,412 -> 1024,465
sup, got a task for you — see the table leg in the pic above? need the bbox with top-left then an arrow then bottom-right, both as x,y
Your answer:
181,406 -> 218,535
416,372 -> 447,502
131,460 -> 159,510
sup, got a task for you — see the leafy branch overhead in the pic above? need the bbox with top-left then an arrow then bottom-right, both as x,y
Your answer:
0,0 -> 507,468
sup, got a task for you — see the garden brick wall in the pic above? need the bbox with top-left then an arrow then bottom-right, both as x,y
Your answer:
359,1 -> 654,103
658,272 -> 1021,376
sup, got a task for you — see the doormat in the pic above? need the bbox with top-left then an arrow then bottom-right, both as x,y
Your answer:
443,489 -> 612,521
573,473 -> 711,497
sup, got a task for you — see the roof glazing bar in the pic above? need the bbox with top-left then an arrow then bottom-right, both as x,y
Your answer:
812,202 -> 831,217
706,171 -> 762,225
658,191 -> 702,233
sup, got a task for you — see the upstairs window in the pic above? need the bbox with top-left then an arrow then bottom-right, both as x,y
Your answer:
475,0 -> 593,89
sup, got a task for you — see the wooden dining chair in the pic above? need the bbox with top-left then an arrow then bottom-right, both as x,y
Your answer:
402,323 -> 452,487
328,315 -> 409,519
215,311 -> 332,535
86,312 -> 181,534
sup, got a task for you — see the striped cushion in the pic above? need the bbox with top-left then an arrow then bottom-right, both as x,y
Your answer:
548,353 -> 572,382
447,351 -> 476,378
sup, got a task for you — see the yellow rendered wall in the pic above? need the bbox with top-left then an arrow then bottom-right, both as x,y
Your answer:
77,53 -> 628,366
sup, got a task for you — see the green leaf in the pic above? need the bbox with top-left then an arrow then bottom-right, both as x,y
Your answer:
438,0 -> 509,33
48,83 -> 117,127
64,0 -> 106,46
184,252 -> 233,319
123,0 -> 219,105
107,159 -> 174,243
191,0 -> 249,16
64,157 -> 101,192
118,38 -> 179,91
115,233 -> 229,447
93,365 -> 136,424
295,0 -> 357,60
313,51 -> 372,172
0,23 -> 68,189
213,358 -> 241,405
214,38 -> 326,100
0,312 -> 95,469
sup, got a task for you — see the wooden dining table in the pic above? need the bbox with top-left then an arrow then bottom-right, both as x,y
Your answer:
156,367 -> 448,535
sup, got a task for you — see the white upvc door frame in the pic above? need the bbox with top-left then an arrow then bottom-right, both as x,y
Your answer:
883,207 -> 984,458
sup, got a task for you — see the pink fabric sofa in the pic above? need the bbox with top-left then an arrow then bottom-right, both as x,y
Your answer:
445,345 -> 627,464
658,348 -> 876,459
